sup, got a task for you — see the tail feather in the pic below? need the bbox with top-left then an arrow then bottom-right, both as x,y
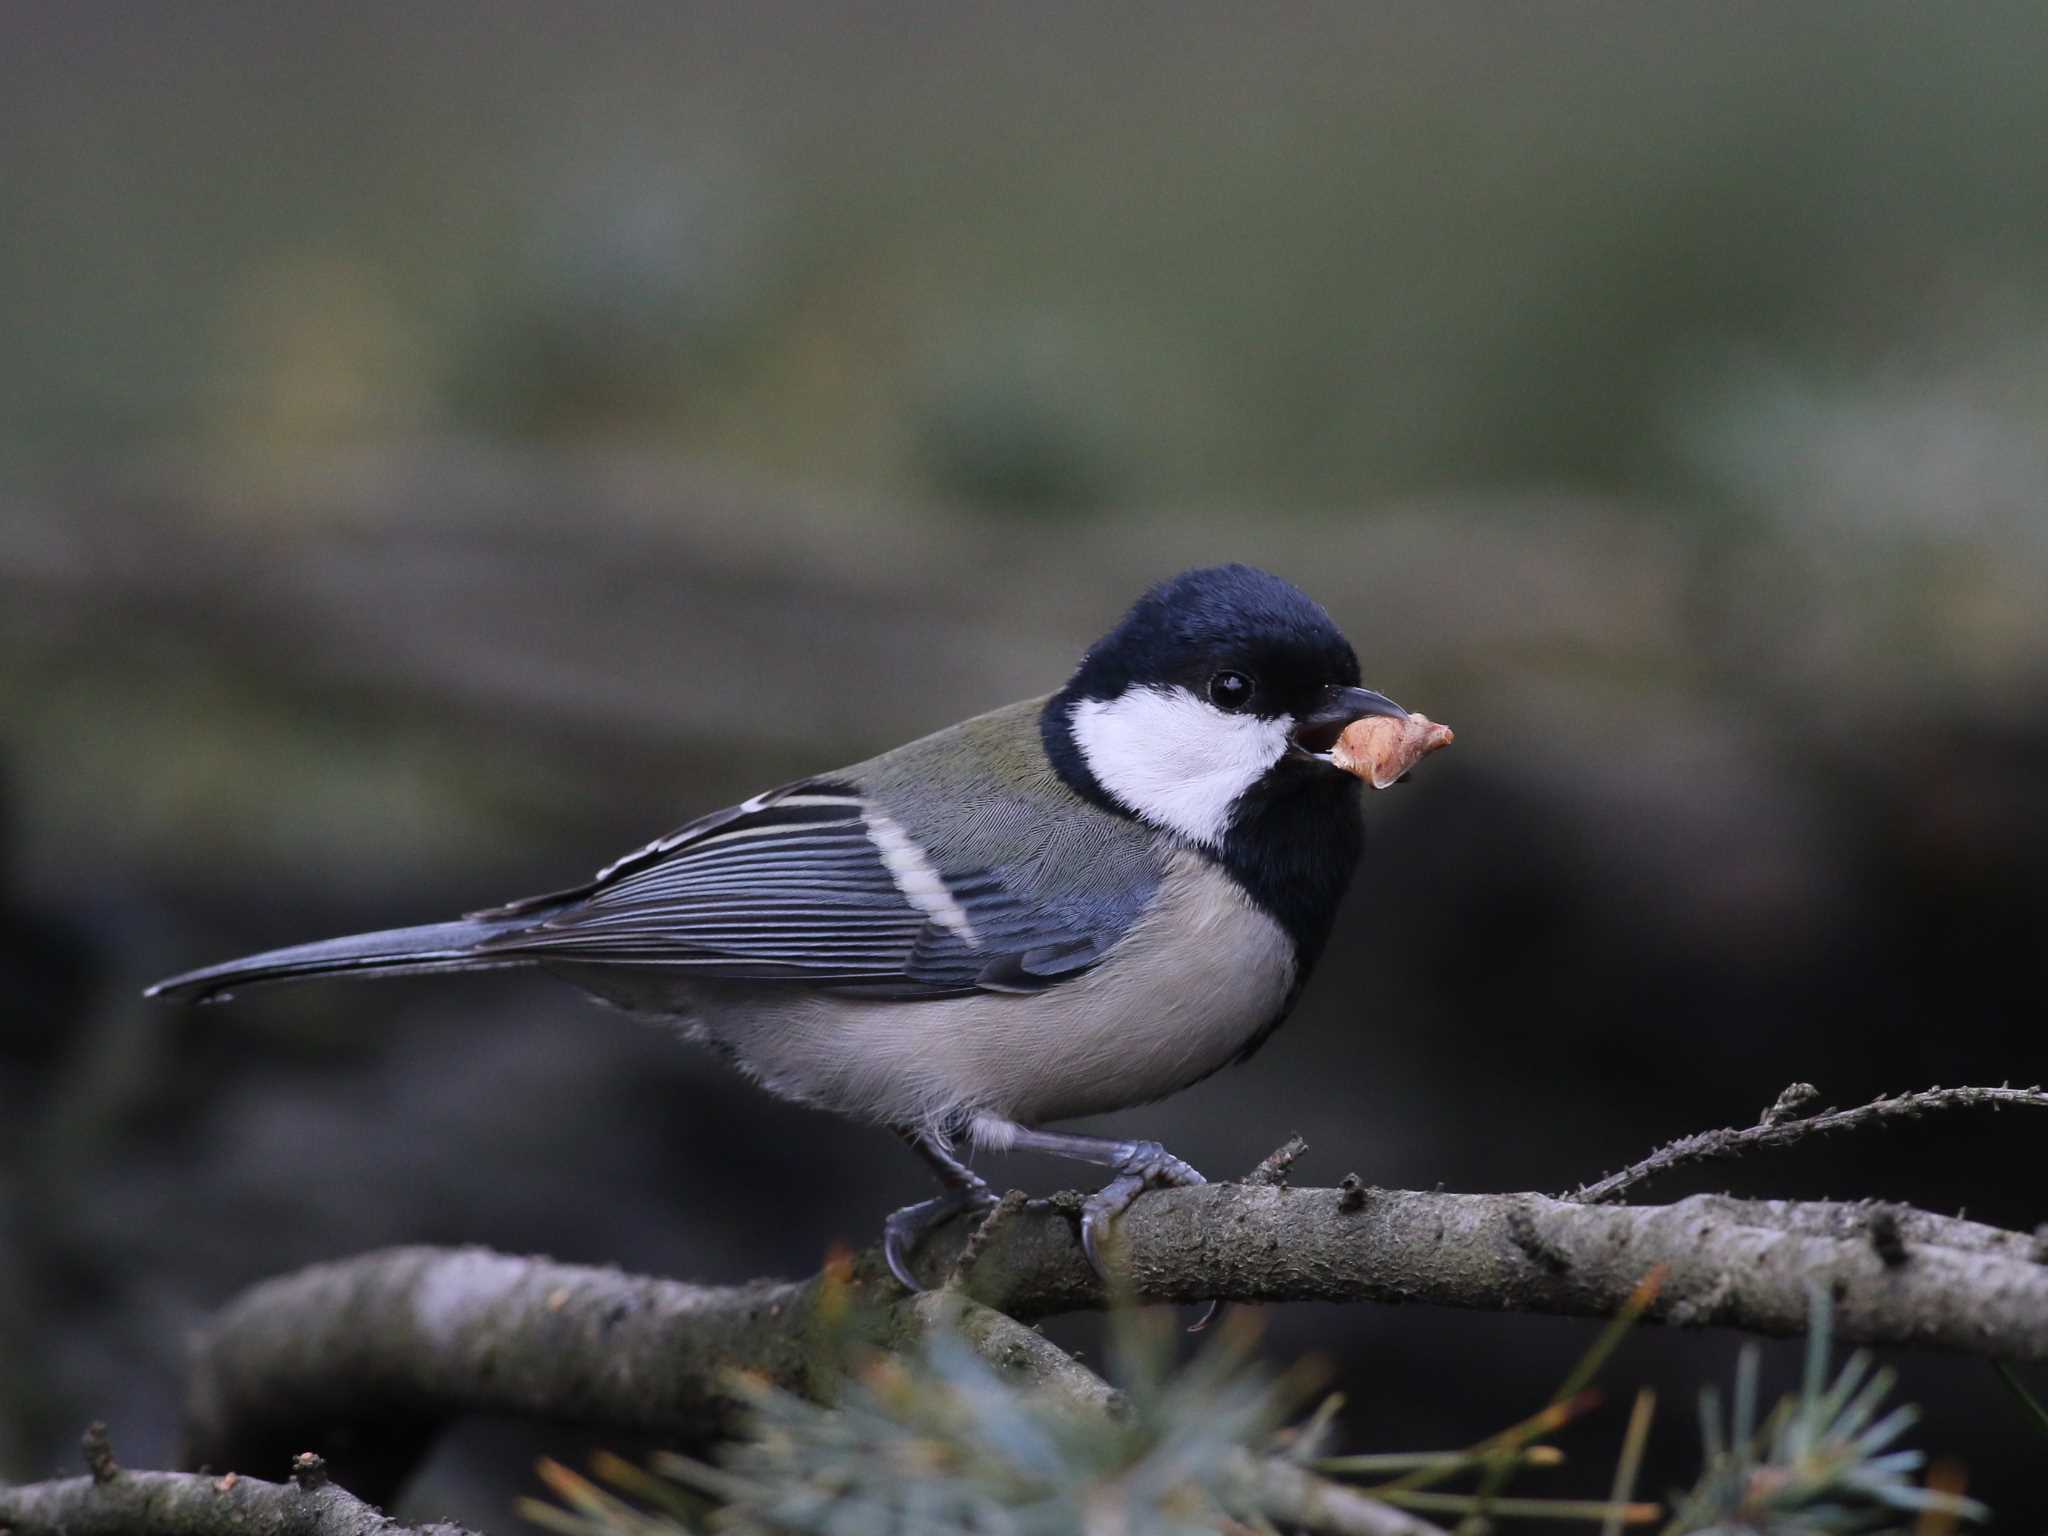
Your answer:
144,916 -> 539,1004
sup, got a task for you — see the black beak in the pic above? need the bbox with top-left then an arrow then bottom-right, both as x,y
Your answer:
1291,684 -> 1408,757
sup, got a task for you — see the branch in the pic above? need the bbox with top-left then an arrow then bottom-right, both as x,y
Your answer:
1566,1083 -> 2048,1204
181,1247 -> 815,1497
0,1428 -> 474,1536
900,1290 -> 1126,1419
182,1184 -> 2048,1496
952,1184 -> 2048,1355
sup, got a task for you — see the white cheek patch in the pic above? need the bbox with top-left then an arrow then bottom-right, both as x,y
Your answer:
1068,686 -> 1294,848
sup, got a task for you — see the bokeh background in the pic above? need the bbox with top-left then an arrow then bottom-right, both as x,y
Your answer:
4,1 -> 2046,1525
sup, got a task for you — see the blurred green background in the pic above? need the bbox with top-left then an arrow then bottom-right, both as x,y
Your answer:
3,1 -> 2045,1526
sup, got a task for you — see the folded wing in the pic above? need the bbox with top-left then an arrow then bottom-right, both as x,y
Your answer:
473,780 -> 1137,998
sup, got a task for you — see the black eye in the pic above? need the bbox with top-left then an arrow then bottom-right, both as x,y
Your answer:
1207,670 -> 1255,712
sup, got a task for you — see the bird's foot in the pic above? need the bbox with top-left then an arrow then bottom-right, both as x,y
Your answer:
883,1179 -> 998,1291
1079,1139 -> 1207,1278
953,1122 -> 1220,1328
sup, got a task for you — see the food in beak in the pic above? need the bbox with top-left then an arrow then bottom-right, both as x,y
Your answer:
1329,713 -> 1455,790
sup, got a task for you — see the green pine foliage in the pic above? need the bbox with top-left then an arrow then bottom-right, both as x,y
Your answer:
1666,1290 -> 1986,1535
520,1288 -> 1989,1536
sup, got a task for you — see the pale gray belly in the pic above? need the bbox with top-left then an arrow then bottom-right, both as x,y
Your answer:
558,850 -> 1297,1132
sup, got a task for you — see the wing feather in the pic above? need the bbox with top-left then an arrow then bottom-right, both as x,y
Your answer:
474,778 -> 1129,995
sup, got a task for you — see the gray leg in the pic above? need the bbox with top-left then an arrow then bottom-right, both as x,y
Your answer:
990,1125 -> 1207,1277
883,1127 -> 997,1291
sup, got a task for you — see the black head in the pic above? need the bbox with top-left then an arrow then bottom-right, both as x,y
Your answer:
1042,564 -> 1406,849
1063,564 -> 1364,725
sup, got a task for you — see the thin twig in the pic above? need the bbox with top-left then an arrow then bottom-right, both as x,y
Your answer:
1566,1084 -> 2048,1204
1245,1135 -> 1312,1187
1994,1362 -> 2048,1440
1239,1452 -> 1452,1536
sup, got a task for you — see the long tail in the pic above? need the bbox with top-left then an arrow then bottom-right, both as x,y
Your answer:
145,914 -> 541,1004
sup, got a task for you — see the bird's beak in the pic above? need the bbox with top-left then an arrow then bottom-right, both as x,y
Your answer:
1291,685 -> 1409,759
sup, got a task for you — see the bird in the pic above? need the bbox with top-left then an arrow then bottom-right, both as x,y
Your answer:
148,564 -> 1431,1291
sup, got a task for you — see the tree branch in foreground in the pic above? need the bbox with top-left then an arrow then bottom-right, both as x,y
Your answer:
1567,1083 -> 2048,1204
0,1428 -> 475,1536
182,1183 -> 2048,1497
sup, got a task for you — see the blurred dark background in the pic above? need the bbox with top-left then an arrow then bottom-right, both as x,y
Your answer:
3,1 -> 2045,1526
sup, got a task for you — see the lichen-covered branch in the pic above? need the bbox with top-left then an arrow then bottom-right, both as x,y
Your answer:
0,1432 -> 473,1536
176,1250 -> 1128,1503
181,1182 -> 2048,1499
181,1247 -> 818,1498
1566,1083 -> 2048,1204
0,1470 -> 474,1536
948,1184 -> 2048,1358
899,1291 -> 1127,1419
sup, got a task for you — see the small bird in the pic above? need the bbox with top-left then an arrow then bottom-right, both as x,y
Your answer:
149,565 -> 1432,1289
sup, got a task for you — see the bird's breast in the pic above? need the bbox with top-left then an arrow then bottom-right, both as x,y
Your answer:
941,846 -> 1298,1126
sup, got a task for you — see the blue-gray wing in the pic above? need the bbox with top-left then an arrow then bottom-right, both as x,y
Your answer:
469,780 -> 1140,998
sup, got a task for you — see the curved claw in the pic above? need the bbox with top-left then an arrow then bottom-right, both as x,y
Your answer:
1079,1173 -> 1147,1275
1077,1140 -> 1208,1284
882,1186 -> 996,1291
